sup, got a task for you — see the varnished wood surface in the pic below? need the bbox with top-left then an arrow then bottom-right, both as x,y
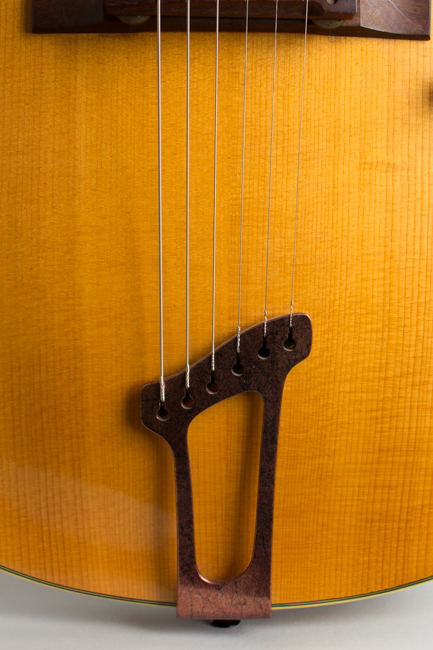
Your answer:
32,0 -> 432,39
1,1 -> 433,607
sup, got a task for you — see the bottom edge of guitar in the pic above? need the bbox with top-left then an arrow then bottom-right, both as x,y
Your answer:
1,563 -> 432,611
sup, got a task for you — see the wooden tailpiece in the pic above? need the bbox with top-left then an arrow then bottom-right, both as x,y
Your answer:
141,314 -> 312,619
33,0 -> 431,39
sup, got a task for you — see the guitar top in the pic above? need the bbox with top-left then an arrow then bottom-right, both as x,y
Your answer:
1,0 -> 433,609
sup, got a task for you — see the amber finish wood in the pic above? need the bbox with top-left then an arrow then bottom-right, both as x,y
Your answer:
1,0 -> 433,608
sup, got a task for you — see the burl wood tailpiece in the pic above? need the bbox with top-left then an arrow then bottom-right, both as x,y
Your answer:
33,0 -> 431,39
141,314 -> 312,619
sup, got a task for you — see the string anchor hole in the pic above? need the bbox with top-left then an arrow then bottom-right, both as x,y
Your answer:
207,371 -> 219,395
232,355 -> 245,376
258,337 -> 270,360
182,391 -> 194,409
284,331 -> 296,351
157,402 -> 169,421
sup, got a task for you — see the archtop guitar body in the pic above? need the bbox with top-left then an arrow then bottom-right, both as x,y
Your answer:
1,0 -> 433,611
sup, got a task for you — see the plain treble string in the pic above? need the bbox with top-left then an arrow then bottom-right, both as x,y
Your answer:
210,0 -> 220,382
263,0 -> 279,343
235,0 -> 250,365
289,0 -> 310,337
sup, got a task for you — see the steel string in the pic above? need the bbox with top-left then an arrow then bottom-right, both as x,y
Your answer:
290,0 -> 310,330
236,0 -> 250,357
263,0 -> 279,339
185,0 -> 191,391
157,0 -> 165,404
211,0 -> 220,374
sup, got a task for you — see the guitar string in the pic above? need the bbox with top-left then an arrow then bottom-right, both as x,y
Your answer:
185,0 -> 191,392
263,0 -> 279,340
290,0 -> 309,331
157,0 -> 165,405
236,0 -> 250,357
211,0 -> 220,375
163,0 -> 307,403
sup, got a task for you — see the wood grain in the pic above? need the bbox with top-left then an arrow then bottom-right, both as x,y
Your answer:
1,0 -> 433,608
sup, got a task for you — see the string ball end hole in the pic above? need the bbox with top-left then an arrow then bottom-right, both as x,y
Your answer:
284,336 -> 296,351
207,370 -> 219,394
157,403 -> 169,421
258,346 -> 270,360
232,355 -> 245,376
181,392 -> 195,409
207,381 -> 220,395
